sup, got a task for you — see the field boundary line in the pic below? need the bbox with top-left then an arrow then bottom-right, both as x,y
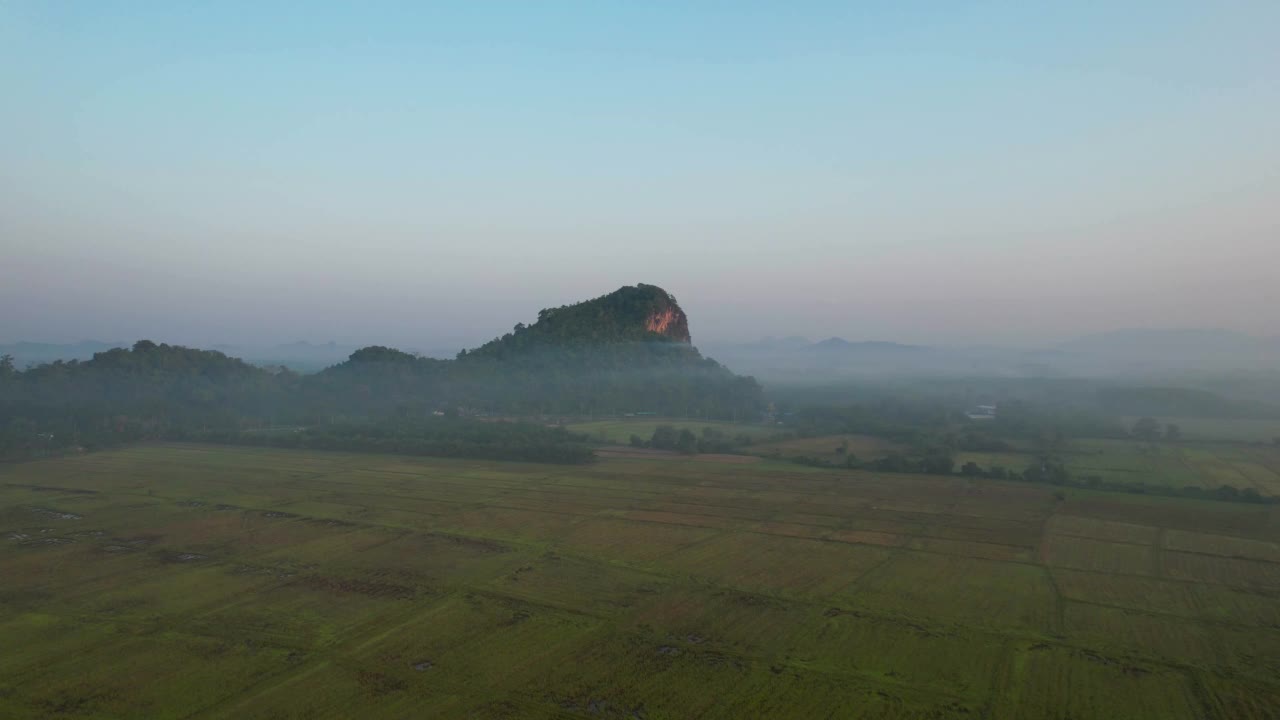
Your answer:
1153,527 -> 1167,579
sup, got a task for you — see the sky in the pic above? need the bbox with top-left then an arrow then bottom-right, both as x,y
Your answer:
2,2 -> 1278,351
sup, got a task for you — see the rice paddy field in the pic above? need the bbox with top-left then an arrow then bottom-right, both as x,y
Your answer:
746,434 -> 902,463
2,443 -> 1279,719
959,438 -> 1280,496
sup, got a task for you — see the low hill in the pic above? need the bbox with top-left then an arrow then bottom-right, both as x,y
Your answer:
319,284 -> 761,418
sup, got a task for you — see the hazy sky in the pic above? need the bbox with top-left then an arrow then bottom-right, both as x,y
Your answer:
3,2 -> 1278,350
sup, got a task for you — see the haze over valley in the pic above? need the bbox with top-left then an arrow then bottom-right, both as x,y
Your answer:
3,3 -> 1280,719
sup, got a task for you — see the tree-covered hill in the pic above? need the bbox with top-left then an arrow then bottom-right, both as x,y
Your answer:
309,284 -> 762,419
1,285 -> 763,460
465,283 -> 691,361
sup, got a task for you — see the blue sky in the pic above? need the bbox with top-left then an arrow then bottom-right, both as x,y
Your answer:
2,2 -> 1278,349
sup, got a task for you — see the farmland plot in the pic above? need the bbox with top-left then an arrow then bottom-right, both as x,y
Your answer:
1,444 -> 1278,719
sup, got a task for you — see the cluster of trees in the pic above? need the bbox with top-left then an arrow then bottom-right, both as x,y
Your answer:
980,455 -> 1272,504
628,425 -> 756,454
191,418 -> 596,464
759,396 -> 1274,505
773,447 -> 1274,505
0,344 -> 296,460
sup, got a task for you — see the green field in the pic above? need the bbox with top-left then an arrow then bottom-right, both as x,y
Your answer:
567,418 -> 781,444
747,433 -> 902,463
958,438 -> 1280,496
1121,416 -> 1280,443
2,444 -> 1279,718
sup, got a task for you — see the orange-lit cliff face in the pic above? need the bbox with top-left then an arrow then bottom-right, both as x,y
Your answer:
644,307 -> 691,343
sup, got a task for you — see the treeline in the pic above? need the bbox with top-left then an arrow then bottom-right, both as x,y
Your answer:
188,419 -> 595,464
777,450 -> 1274,505
0,336 -> 761,462
0,343 -> 297,460
765,397 -> 1275,505
319,343 -> 760,420
627,425 -> 757,454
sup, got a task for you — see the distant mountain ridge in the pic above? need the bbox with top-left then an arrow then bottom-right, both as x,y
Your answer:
8,324 -> 1278,379
0,341 -> 128,367
705,328 -> 1280,382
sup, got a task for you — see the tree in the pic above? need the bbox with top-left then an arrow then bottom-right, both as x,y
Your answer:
649,425 -> 679,451
675,428 -> 699,454
921,451 -> 954,475
1131,417 -> 1161,442
960,461 -> 983,477
1024,456 -> 1069,485
1164,423 -> 1182,442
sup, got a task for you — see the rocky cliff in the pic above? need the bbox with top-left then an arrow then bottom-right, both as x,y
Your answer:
466,284 -> 694,359
642,301 -> 691,343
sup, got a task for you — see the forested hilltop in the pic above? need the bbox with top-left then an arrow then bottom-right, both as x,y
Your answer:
0,285 -> 763,461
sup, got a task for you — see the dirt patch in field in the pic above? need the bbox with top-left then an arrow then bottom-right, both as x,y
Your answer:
7,484 -> 97,495
295,575 -> 415,599
558,696 -> 649,718
231,562 -> 312,579
156,550 -> 208,563
824,606 -> 867,619
307,518 -> 358,529
822,606 -> 946,637
424,532 -> 511,554
262,511 -> 298,519
8,532 -> 75,547
829,529 -> 908,548
356,670 -> 406,696
28,507 -> 83,520
176,500 -> 206,507
1079,649 -> 1150,676
412,660 -> 433,671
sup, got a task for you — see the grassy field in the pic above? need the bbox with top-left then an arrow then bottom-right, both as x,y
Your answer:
567,418 -> 782,444
2,444 -> 1279,718
746,433 -> 902,463
958,438 -> 1280,496
1121,416 -> 1280,443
